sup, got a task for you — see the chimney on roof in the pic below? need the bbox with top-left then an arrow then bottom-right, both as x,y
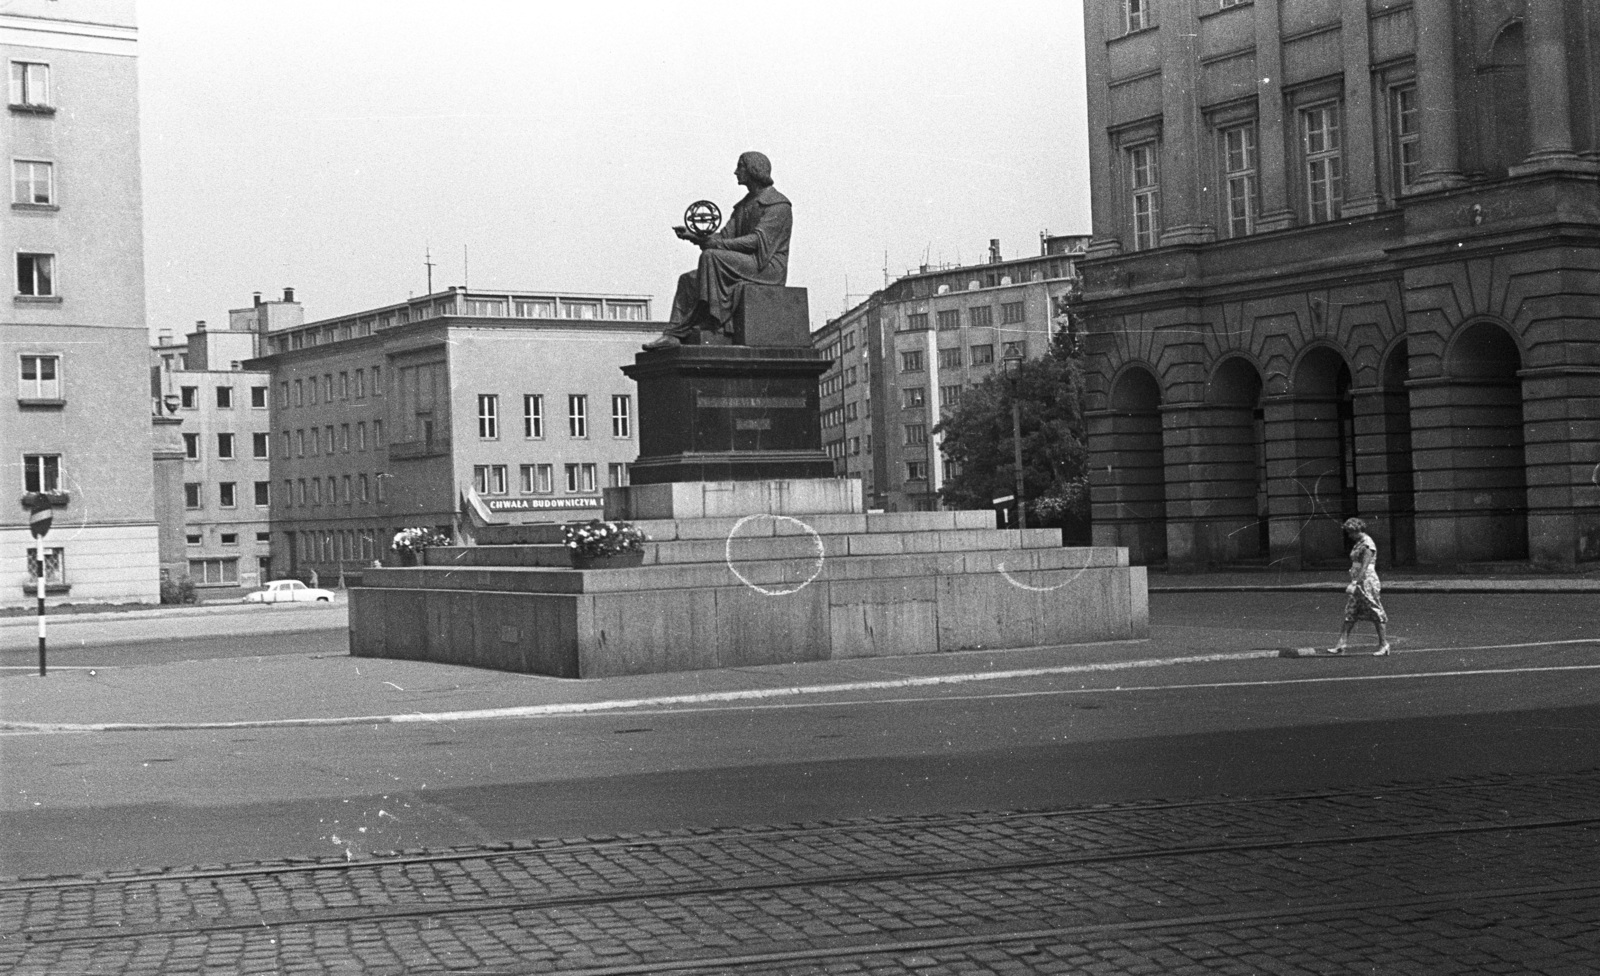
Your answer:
253,292 -> 262,306
195,320 -> 206,332
283,287 -> 295,303
989,239 -> 1002,264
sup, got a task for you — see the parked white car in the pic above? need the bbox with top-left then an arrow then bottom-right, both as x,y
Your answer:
242,579 -> 335,604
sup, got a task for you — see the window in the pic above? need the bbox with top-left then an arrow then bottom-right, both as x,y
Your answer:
293,379 -> 303,406
309,427 -> 319,456
219,482 -> 237,508
357,422 -> 367,451
27,547 -> 64,587
1123,0 -> 1149,32
188,558 -> 239,586
9,61 -> 49,108
252,432 -> 269,459
523,394 -> 544,438
306,376 -> 318,405
254,481 -> 270,507
24,453 -> 61,493
323,375 -> 333,401
522,463 -> 553,493
341,475 -> 352,503
20,354 -> 59,399
310,478 -> 321,505
374,419 -> 384,445
608,463 -> 629,488
564,463 -> 581,492
970,344 -> 995,365
251,385 -> 268,408
372,365 -> 382,394
906,460 -> 928,481
474,464 -> 509,495
16,252 -> 54,296
1221,122 -> 1258,237
216,386 -> 233,408
611,394 -> 631,438
180,385 -> 198,409
13,160 -> 52,205
256,532 -> 271,544
217,433 -> 235,459
340,424 -> 350,452
282,480 -> 293,509
900,350 -> 924,373
1128,144 -> 1161,250
182,433 -> 199,460
902,387 -> 926,408
295,430 -> 306,457
339,372 -> 349,399
1302,102 -> 1344,222
279,381 -> 290,407
187,533 -> 202,545
936,310 -> 961,331
938,347 -> 962,370
970,306 -> 993,329
325,426 -> 334,454
184,482 -> 201,509
941,384 -> 963,405
354,369 -> 366,399
375,473 -> 387,502
1220,0 -> 1248,6
297,479 -> 307,506
905,312 -> 929,332
221,533 -> 238,546
1392,83 -> 1420,191
580,463 -> 597,492
568,394 -> 588,437
905,424 -> 927,445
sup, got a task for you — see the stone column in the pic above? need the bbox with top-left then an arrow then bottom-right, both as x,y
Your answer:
1515,0 -> 1578,169
1254,0 -> 1295,232
1158,0 -> 1213,245
1413,0 -> 1464,188
1339,0 -> 1380,215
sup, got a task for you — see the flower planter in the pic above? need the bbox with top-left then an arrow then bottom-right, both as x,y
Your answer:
396,551 -> 418,567
570,551 -> 645,570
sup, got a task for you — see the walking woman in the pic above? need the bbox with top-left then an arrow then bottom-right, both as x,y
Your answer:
1334,518 -> 1391,656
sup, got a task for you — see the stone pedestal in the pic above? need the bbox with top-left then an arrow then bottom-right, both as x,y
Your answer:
623,346 -> 835,484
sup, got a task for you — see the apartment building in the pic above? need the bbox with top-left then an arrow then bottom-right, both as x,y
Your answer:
1079,0 -> 1600,569
245,288 -> 657,582
814,237 -> 1087,512
2,1 -> 157,607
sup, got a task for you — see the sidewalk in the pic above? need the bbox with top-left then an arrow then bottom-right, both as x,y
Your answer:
1149,567 -> 1600,593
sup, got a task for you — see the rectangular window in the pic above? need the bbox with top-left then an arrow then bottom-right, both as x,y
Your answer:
307,376 -> 317,405
902,387 -> 926,408
12,160 -> 52,205
358,474 -> 369,502
906,460 -> 928,481
295,430 -> 306,457
354,369 -> 366,399
9,61 -> 49,107
357,422 -> 367,451
323,375 -> 333,401
901,350 -> 924,373
184,433 -> 200,459
20,354 -> 60,399
374,419 -> 384,445
216,386 -> 233,408
311,478 -> 321,505
1302,102 -> 1344,223
339,372 -> 349,399
325,426 -> 334,455
1392,83 -> 1420,191
219,482 -> 237,508
564,463 -> 580,492
293,379 -> 303,406
279,381 -> 290,407
341,475 -> 352,503
938,347 -> 962,370
1221,122 -> 1258,237
27,547 -> 65,587
254,481 -> 270,507
608,463 -> 628,488
1124,0 -> 1148,32
936,310 -> 961,331
16,252 -> 54,296
1128,144 -> 1161,251
522,463 -> 553,493
905,312 -> 929,332
940,384 -> 963,405
523,394 -> 544,438
375,473 -> 386,502
970,344 -> 995,365
216,433 -> 235,459
581,463 -> 597,492
187,558 -> 239,586
473,465 -> 509,495
184,482 -> 201,509
1001,302 -> 1025,325
25,453 -> 61,493
309,428 -> 319,456
283,480 -> 293,508
905,423 -> 927,445
180,385 -> 198,409
221,533 -> 238,546
297,479 -> 306,506
611,394 -> 631,438
251,385 -> 268,408
568,394 -> 588,437
187,533 -> 202,545
253,432 -> 269,459
340,424 -> 350,452
969,306 -> 993,329
477,394 -> 499,439
372,365 -> 382,395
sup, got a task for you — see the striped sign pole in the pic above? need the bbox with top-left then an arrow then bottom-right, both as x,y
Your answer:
26,493 -> 54,677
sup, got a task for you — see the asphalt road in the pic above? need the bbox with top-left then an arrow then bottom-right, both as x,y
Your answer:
3,591 -> 1598,878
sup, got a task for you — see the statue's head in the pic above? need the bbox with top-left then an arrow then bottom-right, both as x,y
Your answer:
736,151 -> 773,188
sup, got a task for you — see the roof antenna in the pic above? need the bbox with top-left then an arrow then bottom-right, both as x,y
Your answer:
425,245 -> 436,295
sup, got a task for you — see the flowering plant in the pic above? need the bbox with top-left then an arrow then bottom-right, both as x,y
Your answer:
562,519 -> 648,557
392,527 -> 451,555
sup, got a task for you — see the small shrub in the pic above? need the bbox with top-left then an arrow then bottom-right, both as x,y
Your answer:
160,574 -> 198,605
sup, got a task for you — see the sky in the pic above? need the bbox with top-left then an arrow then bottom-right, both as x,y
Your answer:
136,1 -> 1091,337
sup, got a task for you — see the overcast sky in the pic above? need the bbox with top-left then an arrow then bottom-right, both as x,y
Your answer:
137,1 -> 1090,336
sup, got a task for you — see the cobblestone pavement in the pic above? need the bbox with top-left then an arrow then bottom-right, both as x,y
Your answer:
3,770 -> 1598,975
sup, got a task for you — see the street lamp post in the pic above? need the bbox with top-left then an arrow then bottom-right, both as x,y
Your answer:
1002,349 -> 1027,530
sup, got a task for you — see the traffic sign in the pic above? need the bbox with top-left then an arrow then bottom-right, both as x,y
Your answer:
23,491 -> 55,538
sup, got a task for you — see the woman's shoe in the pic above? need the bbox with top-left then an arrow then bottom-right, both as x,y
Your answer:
1373,643 -> 1391,657
1328,645 -> 1346,655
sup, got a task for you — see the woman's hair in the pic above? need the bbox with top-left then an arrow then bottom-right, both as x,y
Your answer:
1342,517 -> 1367,534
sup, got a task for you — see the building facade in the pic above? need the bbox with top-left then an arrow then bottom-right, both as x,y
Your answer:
1,1 -> 158,607
814,238 -> 1086,512
152,321 -> 276,595
1080,0 -> 1600,570
245,288 -> 657,582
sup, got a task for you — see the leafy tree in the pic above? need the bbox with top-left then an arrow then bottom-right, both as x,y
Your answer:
933,322 -> 1089,534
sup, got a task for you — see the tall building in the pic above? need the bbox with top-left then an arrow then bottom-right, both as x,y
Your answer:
2,1 -> 157,607
1079,0 -> 1600,570
244,288 -> 657,582
152,319 -> 277,594
814,237 -> 1086,512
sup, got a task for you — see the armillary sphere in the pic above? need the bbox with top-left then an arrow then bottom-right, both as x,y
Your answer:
683,200 -> 722,236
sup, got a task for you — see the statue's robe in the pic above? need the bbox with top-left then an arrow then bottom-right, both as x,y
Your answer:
669,185 -> 792,334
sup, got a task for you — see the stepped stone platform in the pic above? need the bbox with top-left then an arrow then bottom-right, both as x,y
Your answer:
350,510 -> 1148,678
